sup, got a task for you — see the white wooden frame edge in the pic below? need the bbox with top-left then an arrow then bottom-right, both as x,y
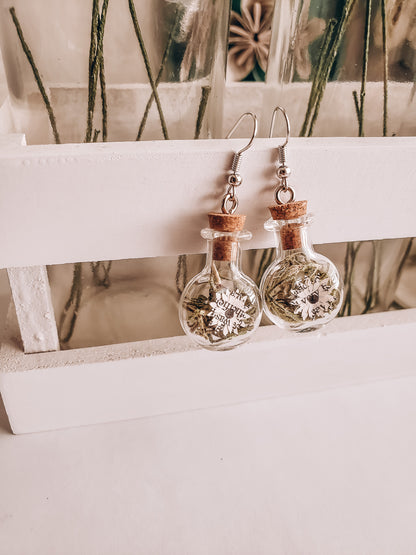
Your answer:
1,305 -> 416,433
0,134 -> 415,432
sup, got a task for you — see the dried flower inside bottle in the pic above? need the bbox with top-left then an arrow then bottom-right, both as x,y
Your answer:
260,200 -> 343,331
179,213 -> 261,350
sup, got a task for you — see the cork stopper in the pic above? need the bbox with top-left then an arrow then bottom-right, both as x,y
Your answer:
212,236 -> 238,261
269,201 -> 307,251
268,200 -> 307,221
208,212 -> 246,232
208,212 -> 246,261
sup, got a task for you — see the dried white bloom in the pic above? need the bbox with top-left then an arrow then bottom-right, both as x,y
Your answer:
290,277 -> 337,320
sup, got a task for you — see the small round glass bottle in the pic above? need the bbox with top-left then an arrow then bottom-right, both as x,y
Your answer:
260,200 -> 343,332
179,212 -> 262,350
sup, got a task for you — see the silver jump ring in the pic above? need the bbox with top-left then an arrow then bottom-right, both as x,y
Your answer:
275,185 -> 295,205
221,193 -> 238,214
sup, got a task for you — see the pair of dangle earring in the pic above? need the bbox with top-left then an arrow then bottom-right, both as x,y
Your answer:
178,113 -> 262,351
179,107 -> 344,350
260,107 -> 343,332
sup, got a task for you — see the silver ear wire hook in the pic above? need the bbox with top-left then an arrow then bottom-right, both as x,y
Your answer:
221,112 -> 258,214
226,111 -> 258,177
269,106 -> 290,145
269,106 -> 295,204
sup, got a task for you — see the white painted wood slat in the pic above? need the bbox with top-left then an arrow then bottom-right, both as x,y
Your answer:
7,266 -> 59,353
1,134 -> 415,433
1,306 -> 416,433
0,137 -> 415,269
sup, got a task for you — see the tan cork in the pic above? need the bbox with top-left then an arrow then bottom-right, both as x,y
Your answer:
269,200 -> 307,251
208,213 -> 245,261
279,223 -> 302,250
212,236 -> 239,261
208,212 -> 246,232
269,200 -> 307,221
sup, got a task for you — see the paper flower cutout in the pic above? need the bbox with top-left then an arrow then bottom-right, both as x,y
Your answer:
228,1 -> 274,81
208,288 -> 251,336
290,277 -> 337,320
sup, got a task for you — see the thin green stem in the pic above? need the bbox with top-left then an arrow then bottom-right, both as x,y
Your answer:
357,0 -> 372,137
136,8 -> 179,141
352,90 -> 361,121
300,19 -> 336,137
381,0 -> 388,136
128,0 -> 169,139
306,23 -> 338,137
85,0 -> 109,143
59,263 -> 83,344
91,261 -> 112,287
340,241 -> 362,317
362,241 -> 377,313
99,55 -> 108,141
9,7 -> 61,144
339,243 -> 351,317
308,0 -> 358,137
85,0 -> 100,143
176,254 -> 188,297
194,86 -> 211,139
87,0 -> 99,79
301,0 -> 358,137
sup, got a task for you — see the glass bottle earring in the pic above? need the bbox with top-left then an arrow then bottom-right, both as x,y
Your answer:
260,107 -> 343,332
179,113 -> 262,350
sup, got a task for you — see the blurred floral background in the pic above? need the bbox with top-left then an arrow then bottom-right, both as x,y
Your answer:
227,0 -> 274,81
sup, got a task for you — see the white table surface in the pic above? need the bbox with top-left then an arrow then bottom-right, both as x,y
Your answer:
1,373 -> 416,555
1,271 -> 416,554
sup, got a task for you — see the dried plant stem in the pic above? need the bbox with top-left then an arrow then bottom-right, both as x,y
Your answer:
99,56 -> 108,141
353,0 -> 372,137
176,255 -> 188,297
59,263 -> 83,344
184,291 -> 256,343
87,0 -> 109,298
87,1 -> 99,87
300,0 -> 358,137
352,90 -> 361,122
339,241 -> 362,317
61,0 -> 109,344
91,261 -> 112,287
362,241 -> 379,313
85,0 -> 109,143
128,0 -> 169,139
9,7 -> 61,144
263,252 -> 341,323
300,19 -> 336,137
175,84 -> 212,298
136,9 -> 179,141
85,0 -> 100,142
194,86 -> 212,139
381,0 -> 388,136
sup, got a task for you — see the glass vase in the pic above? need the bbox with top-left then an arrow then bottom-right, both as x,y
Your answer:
259,0 -> 416,316
0,0 -> 229,144
264,0 -> 416,137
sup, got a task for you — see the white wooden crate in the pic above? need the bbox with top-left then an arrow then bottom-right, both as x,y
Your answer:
0,135 -> 415,433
